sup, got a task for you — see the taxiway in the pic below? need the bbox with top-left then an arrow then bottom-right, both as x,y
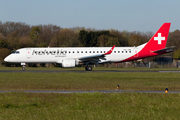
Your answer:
0,70 -> 180,73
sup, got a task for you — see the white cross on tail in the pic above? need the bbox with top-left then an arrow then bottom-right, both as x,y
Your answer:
154,33 -> 165,44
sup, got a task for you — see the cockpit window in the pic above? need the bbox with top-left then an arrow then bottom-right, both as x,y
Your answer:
16,51 -> 20,54
12,51 -> 20,54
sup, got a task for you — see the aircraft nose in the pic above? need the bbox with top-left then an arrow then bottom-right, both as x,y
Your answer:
4,55 -> 11,62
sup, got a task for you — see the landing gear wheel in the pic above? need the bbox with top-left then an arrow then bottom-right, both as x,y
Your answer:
88,66 -> 92,71
22,66 -> 26,71
85,65 -> 92,71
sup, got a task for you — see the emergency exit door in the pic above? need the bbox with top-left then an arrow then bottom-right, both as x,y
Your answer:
26,48 -> 31,59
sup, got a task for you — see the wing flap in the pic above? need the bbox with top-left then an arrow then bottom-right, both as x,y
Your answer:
79,54 -> 104,61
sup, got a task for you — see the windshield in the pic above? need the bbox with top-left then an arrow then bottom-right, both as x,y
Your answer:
12,51 -> 20,54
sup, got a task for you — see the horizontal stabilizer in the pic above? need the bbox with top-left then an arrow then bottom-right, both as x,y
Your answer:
152,46 -> 175,53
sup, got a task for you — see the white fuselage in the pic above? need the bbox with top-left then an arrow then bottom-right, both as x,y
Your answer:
4,45 -> 145,64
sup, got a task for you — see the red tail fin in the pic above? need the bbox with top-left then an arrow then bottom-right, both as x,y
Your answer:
145,23 -> 171,51
121,23 -> 171,62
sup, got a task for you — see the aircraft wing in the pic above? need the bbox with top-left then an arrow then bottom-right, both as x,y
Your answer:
78,45 -> 115,64
152,46 -> 175,53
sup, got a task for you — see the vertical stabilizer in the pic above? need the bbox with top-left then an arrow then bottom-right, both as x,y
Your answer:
121,23 -> 171,62
143,23 -> 171,51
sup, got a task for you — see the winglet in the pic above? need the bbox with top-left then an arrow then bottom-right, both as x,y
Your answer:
104,45 -> 115,55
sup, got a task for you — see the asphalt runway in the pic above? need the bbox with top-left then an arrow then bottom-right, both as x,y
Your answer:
0,70 -> 180,73
0,90 -> 179,93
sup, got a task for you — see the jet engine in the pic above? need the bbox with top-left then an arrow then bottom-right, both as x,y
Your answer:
62,59 -> 75,68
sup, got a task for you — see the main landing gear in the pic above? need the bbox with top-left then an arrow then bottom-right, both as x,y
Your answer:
85,65 -> 92,71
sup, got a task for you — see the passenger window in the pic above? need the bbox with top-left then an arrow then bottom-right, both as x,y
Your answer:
118,51 -> 120,53
100,51 -> 102,53
97,51 -> 99,53
69,51 -> 71,53
16,51 -> 20,54
93,51 -> 95,53
73,51 -> 74,53
81,51 -> 83,53
114,51 -> 116,53
126,51 -> 127,53
89,51 -> 91,53
122,51 -> 124,53
129,51 -> 131,53
77,51 -> 79,53
85,51 -> 87,53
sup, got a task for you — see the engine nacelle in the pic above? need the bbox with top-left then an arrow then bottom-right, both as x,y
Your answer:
62,59 -> 75,68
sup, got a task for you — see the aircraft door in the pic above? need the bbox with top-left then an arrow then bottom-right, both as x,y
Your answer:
26,48 -> 31,59
134,47 -> 138,57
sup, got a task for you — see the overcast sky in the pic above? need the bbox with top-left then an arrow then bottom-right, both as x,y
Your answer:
0,0 -> 179,32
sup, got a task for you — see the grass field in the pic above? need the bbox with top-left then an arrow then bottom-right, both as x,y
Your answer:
0,67 -> 180,119
1,92 -> 180,120
0,67 -> 180,91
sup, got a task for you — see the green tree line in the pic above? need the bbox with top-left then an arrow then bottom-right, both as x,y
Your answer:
0,21 -> 180,62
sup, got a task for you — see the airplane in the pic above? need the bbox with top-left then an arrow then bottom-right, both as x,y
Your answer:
4,23 -> 174,71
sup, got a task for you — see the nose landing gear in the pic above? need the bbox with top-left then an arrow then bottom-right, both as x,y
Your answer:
22,66 -> 26,71
21,63 -> 26,71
